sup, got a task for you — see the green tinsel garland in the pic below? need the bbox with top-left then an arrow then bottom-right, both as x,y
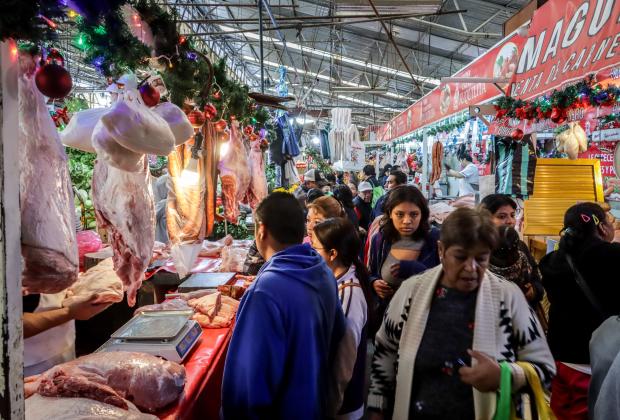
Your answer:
0,0 -> 65,42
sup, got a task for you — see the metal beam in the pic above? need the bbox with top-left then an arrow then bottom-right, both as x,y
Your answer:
366,0 -> 423,95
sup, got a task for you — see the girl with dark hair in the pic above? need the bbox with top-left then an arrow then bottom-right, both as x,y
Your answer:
540,202 -> 620,420
367,186 -> 440,315
332,184 -> 360,229
480,194 -> 544,308
311,218 -> 369,420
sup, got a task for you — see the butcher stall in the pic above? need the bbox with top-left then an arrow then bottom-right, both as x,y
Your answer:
26,234 -> 254,420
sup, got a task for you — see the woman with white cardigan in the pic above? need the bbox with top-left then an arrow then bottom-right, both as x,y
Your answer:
368,208 -> 555,420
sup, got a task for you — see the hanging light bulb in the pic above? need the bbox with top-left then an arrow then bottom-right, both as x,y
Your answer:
180,132 -> 203,186
220,142 -> 230,157
311,136 -> 320,145
180,157 -> 199,186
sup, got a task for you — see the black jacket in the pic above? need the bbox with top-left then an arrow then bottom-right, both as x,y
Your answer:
540,238 -> 620,364
353,196 -> 373,231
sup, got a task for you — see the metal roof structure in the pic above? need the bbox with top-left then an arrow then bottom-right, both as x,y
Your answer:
64,0 -> 531,127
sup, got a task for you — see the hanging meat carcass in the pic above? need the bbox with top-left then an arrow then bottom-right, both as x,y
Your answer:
91,158 -> 154,307
244,139 -> 268,209
19,52 -> 78,294
429,141 -> 444,184
218,123 -> 250,223
167,123 -> 218,243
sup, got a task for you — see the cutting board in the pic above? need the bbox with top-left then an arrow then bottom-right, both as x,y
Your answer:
177,272 -> 235,293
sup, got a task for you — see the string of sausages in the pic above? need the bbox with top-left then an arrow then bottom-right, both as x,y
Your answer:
429,141 -> 444,184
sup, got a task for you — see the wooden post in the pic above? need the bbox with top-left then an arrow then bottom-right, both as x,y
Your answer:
0,40 -> 25,418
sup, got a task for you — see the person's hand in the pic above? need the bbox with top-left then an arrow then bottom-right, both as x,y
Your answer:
459,350 -> 501,392
373,280 -> 394,299
390,263 -> 401,279
66,295 -> 112,321
367,410 -> 384,420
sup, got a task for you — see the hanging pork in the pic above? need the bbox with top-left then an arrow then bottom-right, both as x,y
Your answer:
19,52 -> 78,294
218,122 -> 250,223
244,137 -> 268,209
91,157 -> 154,307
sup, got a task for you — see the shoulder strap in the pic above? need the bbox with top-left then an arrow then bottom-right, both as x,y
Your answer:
565,253 -> 606,319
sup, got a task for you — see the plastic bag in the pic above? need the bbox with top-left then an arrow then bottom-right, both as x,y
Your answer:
76,230 -> 103,272
153,102 -> 193,146
100,99 -> 175,156
220,245 -> 249,273
92,119 -> 144,172
61,107 -> 107,153
134,298 -> 191,316
199,235 -> 233,257
170,242 -> 202,279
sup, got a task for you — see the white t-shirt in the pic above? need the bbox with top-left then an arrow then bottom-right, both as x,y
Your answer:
24,293 -> 76,376
458,163 -> 479,196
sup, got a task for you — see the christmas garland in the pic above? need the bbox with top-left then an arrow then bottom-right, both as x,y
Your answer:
0,0 -> 65,42
494,75 -> 620,124
427,115 -> 470,136
304,147 -> 334,176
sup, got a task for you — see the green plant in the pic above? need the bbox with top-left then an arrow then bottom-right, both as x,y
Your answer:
212,220 -> 252,240
66,148 -> 97,229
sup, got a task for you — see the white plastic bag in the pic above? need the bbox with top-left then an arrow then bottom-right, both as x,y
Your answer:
153,102 -> 193,146
61,107 -> 107,153
100,99 -> 175,156
92,119 -> 143,172
170,242 -> 202,279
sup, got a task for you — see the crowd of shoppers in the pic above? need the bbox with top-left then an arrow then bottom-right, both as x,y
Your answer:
226,167 -> 620,420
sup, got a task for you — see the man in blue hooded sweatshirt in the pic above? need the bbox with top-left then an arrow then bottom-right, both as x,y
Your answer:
222,192 -> 346,420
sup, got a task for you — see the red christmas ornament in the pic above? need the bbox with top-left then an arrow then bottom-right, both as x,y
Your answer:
204,103 -> 217,120
35,63 -> 73,99
213,90 -> 222,100
214,119 -> 227,132
511,128 -> 524,141
243,125 -> 254,136
188,109 -> 206,128
249,133 -> 259,142
139,83 -> 160,107
550,107 -> 562,123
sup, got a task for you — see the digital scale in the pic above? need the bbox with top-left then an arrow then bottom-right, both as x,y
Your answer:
97,310 -> 202,363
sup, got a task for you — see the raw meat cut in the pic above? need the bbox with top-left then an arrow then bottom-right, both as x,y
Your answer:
63,258 -> 124,306
19,53 -> 78,294
244,139 -> 268,209
92,158 -> 154,307
28,351 -> 185,413
199,235 -> 233,257
26,394 -> 157,420
152,102 -> 193,146
219,244 -> 249,273
134,298 -> 191,315
167,123 -> 218,243
218,123 -> 250,223
188,292 -> 239,328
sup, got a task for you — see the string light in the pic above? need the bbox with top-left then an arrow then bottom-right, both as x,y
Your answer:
67,9 -> 78,18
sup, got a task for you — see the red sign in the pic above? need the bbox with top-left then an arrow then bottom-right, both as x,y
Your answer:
512,0 -> 620,99
377,33 -> 526,141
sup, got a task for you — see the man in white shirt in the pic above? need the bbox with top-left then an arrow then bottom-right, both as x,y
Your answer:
445,154 -> 479,197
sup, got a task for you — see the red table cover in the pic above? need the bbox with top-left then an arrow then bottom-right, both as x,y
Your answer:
158,326 -> 232,419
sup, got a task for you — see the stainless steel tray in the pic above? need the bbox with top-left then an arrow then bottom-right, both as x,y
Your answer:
111,310 -> 193,340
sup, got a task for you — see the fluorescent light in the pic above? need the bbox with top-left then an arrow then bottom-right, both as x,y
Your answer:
331,87 -> 389,94
296,115 -> 315,124
311,136 -> 320,145
242,55 -> 414,103
223,25 -> 439,85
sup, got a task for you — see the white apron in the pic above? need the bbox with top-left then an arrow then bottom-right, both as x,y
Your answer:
24,293 -> 76,376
